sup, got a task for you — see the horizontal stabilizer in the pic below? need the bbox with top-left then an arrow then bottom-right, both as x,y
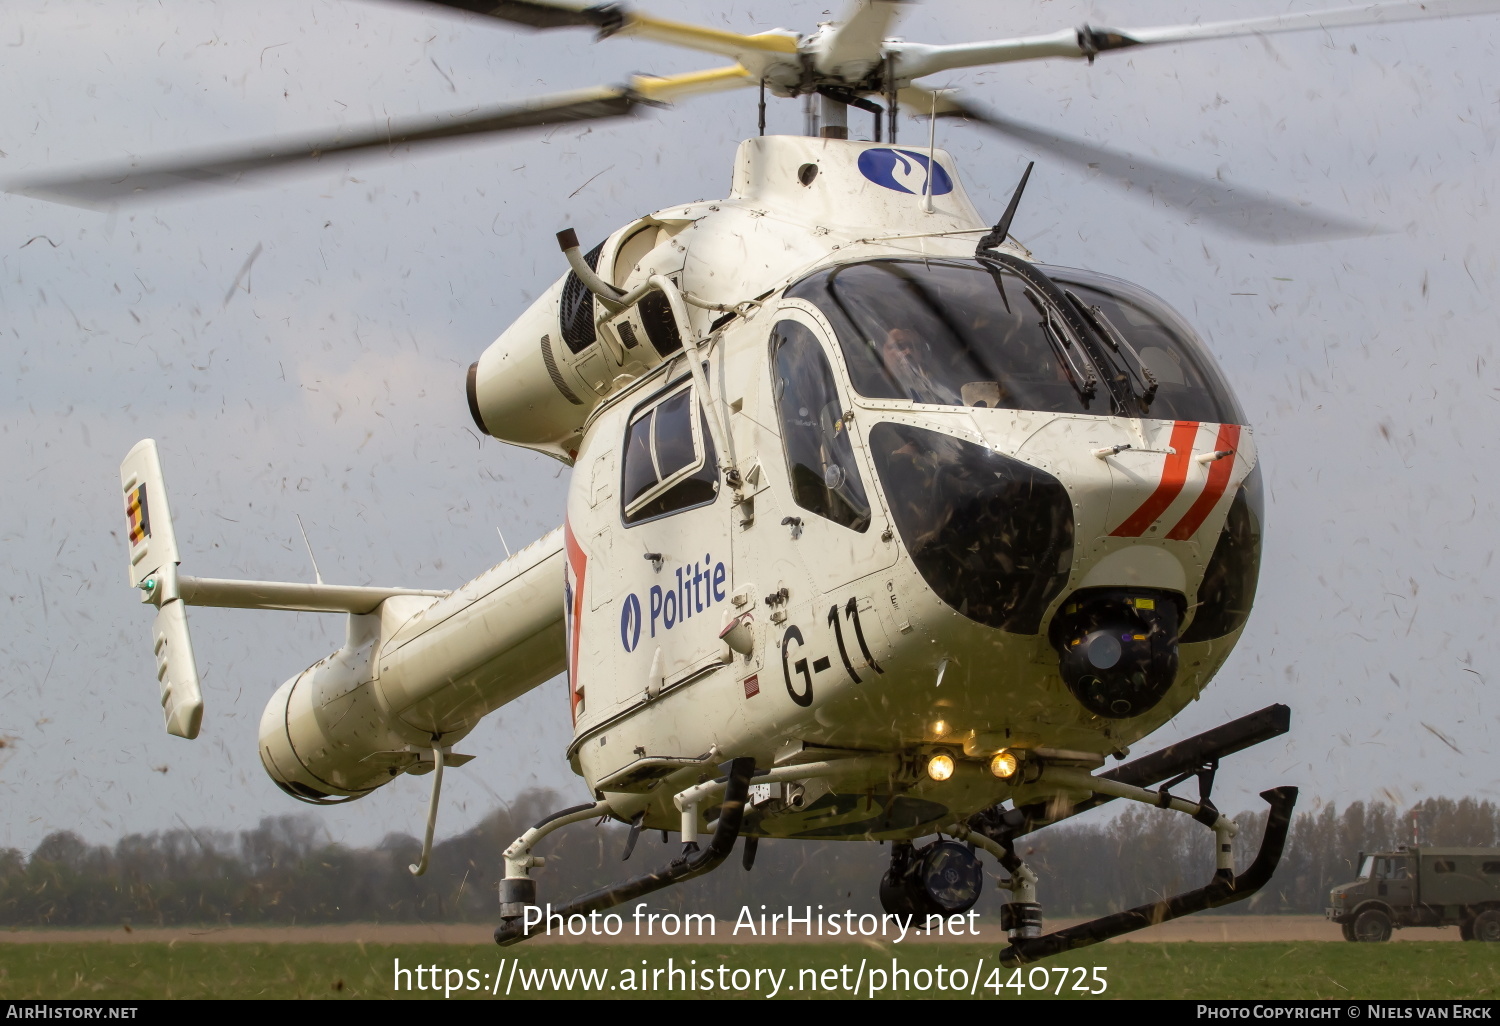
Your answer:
177,576 -> 447,614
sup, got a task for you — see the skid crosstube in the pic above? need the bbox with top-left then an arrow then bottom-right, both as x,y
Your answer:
495,756 -> 756,946
998,785 -> 1298,966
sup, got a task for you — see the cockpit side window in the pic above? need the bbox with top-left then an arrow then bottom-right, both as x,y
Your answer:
620,381 -> 720,526
770,320 -> 872,533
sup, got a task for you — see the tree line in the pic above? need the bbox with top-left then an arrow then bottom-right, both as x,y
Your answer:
2,793 -> 1496,927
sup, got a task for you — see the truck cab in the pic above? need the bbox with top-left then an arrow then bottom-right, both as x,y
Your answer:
1328,846 -> 1500,942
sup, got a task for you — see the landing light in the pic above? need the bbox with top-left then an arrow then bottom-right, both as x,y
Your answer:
926,753 -> 955,781
989,751 -> 1019,779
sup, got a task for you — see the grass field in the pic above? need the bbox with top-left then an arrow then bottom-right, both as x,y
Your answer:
2,942 -> 1497,1000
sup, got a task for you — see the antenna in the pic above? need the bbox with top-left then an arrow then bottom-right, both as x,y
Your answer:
295,514 -> 324,585
977,161 -> 1036,255
496,526 -> 512,559
922,89 -> 939,213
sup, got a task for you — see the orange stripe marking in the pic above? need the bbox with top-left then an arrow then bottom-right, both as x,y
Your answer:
1110,421 -> 1201,537
1166,424 -> 1243,541
563,520 -> 587,724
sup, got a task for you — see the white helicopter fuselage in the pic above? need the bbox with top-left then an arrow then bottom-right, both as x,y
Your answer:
466,135 -> 1260,839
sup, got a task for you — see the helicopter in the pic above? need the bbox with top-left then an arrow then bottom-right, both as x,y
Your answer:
17,0 -> 1498,965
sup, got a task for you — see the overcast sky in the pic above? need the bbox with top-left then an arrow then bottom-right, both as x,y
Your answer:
1,0 -> 1496,856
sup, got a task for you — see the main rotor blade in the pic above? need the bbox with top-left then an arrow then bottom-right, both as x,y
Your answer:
412,0 -> 623,31
7,64 -> 754,210
8,85 -> 634,209
633,65 -> 754,103
811,1 -> 908,79
892,0 -> 1500,79
903,87 -> 1371,244
407,0 -> 799,60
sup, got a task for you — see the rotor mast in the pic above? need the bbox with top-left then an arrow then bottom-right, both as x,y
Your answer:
818,94 -> 846,139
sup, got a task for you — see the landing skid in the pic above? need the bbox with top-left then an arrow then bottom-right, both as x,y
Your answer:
969,704 -> 1298,966
490,706 -> 1296,957
494,757 -> 755,946
998,785 -> 1297,966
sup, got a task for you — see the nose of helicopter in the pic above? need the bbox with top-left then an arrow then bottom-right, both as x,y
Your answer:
1000,415 -> 1254,717
1007,415 -> 1246,597
870,411 -> 1194,720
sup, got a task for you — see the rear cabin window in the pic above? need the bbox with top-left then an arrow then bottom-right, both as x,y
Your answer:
1432,860 -> 1457,874
620,382 -> 720,525
1482,862 -> 1500,875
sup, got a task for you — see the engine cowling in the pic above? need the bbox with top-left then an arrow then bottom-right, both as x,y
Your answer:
466,217 -> 690,463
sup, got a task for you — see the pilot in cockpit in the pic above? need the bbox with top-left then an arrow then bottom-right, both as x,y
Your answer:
879,327 -> 961,405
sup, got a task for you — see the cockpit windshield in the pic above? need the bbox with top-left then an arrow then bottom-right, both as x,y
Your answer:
1050,266 -> 1245,423
786,258 -> 1243,424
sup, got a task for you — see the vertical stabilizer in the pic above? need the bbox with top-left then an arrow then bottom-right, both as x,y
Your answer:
120,439 -> 180,587
119,439 -> 203,739
151,596 -> 203,739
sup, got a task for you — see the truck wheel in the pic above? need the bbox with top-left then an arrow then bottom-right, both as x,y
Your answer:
1341,921 -> 1358,942
1352,908 -> 1392,942
1459,918 -> 1475,941
1473,910 -> 1500,943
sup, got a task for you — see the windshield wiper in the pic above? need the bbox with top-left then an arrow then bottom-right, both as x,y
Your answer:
973,164 -> 1034,315
1026,287 -> 1097,403
1067,290 -> 1159,411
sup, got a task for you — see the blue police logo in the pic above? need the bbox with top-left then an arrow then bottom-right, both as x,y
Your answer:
620,593 -> 642,653
856,148 -> 954,197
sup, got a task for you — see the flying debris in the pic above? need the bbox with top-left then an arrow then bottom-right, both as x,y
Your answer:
25,0 -> 1496,966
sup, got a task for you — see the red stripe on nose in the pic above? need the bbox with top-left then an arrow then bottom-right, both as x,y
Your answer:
1166,423 -> 1242,541
1109,421 -> 1200,538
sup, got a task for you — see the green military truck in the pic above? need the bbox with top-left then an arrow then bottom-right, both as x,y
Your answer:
1327,847 -> 1500,941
